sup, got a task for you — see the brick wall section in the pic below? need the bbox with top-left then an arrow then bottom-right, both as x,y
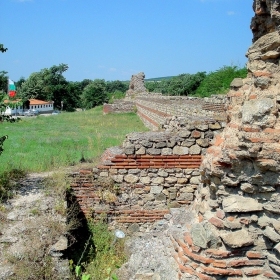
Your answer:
70,165 -> 200,233
134,93 -> 227,131
70,123 -> 224,233
103,100 -> 134,114
170,229 -> 278,279
97,154 -> 202,169
103,93 -> 226,130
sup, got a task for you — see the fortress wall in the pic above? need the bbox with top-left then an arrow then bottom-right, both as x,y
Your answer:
135,94 -> 227,131
70,123 -> 223,234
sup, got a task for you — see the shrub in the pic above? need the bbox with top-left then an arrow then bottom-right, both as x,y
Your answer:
81,218 -> 126,280
194,65 -> 247,97
0,168 -> 26,201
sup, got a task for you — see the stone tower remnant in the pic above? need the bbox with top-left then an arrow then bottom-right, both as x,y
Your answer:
126,72 -> 147,96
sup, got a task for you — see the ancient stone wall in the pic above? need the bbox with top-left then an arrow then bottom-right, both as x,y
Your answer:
126,72 -> 147,97
103,100 -> 135,114
135,93 -> 227,131
70,122 -> 223,233
172,1 -> 280,278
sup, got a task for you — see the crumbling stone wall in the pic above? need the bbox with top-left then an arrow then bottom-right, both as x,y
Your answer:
171,1 -> 280,279
70,122 -> 223,234
135,93 -> 227,131
103,100 -> 134,114
126,72 -> 147,97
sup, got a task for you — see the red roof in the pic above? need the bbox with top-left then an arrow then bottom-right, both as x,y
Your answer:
4,99 -> 22,104
29,99 -> 53,105
4,99 -> 53,105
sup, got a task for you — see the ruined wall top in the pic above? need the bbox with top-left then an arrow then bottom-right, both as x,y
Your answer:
251,0 -> 280,42
126,72 -> 147,96
248,0 -> 280,77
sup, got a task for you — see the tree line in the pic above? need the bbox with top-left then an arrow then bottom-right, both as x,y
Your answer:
0,64 -> 129,111
145,65 -> 247,97
0,63 -> 247,112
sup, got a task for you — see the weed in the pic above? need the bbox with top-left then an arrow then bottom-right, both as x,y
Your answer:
81,217 -> 126,280
0,168 -> 26,201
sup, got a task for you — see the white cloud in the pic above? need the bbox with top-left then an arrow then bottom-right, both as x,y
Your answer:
227,11 -> 236,16
109,68 -> 117,72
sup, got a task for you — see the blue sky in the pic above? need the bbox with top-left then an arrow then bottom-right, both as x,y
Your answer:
1,0 -> 254,82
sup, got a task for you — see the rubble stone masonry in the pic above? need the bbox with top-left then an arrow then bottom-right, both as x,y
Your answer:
72,1 -> 280,278
172,1 -> 280,278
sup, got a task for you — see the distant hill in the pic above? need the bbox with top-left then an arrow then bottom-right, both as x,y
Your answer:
144,76 -> 173,82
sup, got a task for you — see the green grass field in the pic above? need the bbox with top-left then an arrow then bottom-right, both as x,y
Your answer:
0,106 -> 148,173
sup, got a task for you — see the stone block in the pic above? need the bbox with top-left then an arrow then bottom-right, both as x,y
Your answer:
222,195 -> 263,212
147,148 -> 161,155
157,170 -> 168,177
220,229 -> 254,248
190,176 -> 201,184
161,148 -> 172,155
173,146 -> 189,155
189,144 -> 201,155
152,177 -> 164,184
263,226 -> 280,243
124,174 -> 138,183
150,185 -> 163,194
140,176 -> 151,184
196,138 -> 209,148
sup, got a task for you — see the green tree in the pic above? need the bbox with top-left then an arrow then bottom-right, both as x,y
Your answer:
195,65 -> 247,97
105,80 -> 128,94
18,71 -> 47,100
80,79 -> 93,91
0,71 -> 8,93
0,44 -> 7,53
18,63 -> 79,111
81,79 -> 108,109
15,77 -> 26,89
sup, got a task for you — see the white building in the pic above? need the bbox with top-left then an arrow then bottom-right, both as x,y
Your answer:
3,99 -> 23,115
29,99 -> 54,113
3,99 -> 54,115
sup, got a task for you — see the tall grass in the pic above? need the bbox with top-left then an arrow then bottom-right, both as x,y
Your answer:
0,106 -> 148,173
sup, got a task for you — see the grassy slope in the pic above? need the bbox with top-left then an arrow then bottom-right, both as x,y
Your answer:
0,106 -> 148,173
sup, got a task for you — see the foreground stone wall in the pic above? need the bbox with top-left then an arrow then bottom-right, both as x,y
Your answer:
70,122 -> 223,233
172,1 -> 280,278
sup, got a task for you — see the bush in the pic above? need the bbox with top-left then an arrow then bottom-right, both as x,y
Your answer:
107,90 -> 126,104
0,169 -> 26,201
194,65 -> 247,97
80,218 -> 126,280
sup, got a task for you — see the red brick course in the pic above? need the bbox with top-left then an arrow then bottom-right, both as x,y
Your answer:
98,154 -> 202,169
170,231 -> 275,280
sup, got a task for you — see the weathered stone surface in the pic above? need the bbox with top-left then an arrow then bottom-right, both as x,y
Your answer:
189,176 -> 200,185
240,183 -> 256,193
140,177 -> 151,184
190,222 -> 220,249
196,138 -> 209,148
230,78 -> 243,88
220,229 -> 254,248
189,144 -> 201,155
126,72 -> 147,96
222,196 -> 263,212
124,174 -> 138,184
263,226 -> 280,243
150,186 -> 163,194
172,146 -> 189,155
161,148 -> 172,155
242,98 -> 274,125
152,177 -> 164,184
